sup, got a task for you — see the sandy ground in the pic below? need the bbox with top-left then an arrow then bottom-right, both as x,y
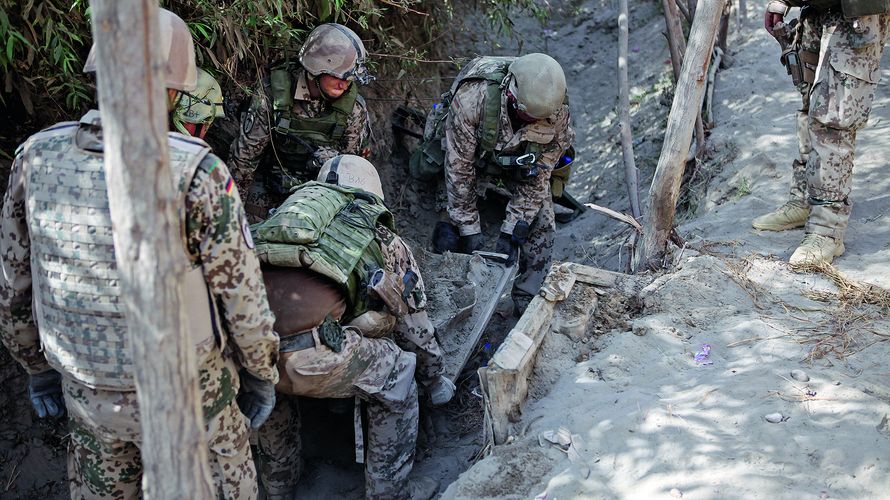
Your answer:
442,2 -> 890,499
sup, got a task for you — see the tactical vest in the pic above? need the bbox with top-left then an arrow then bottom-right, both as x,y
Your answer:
409,56 -> 573,196
250,182 -> 394,319
264,66 -> 361,194
22,113 -> 221,391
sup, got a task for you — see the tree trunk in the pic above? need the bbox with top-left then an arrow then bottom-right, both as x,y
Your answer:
663,0 -> 707,157
635,0 -> 723,271
88,2 -> 215,498
618,0 -> 641,220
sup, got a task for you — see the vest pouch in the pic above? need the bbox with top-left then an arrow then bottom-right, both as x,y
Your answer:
841,0 -> 890,16
550,146 -> 575,199
270,69 -> 294,110
409,139 -> 445,180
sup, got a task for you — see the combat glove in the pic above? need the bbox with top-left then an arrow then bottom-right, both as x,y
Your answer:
237,371 -> 276,429
28,370 -> 66,419
460,232 -> 486,254
431,221 -> 460,253
495,220 -> 530,266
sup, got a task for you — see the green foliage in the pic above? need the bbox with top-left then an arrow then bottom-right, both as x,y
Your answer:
0,0 -> 91,118
0,0 -> 548,127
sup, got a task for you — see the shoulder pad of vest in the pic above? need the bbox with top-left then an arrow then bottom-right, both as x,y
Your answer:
168,132 -> 212,150
19,121 -> 79,155
195,153 -> 223,174
355,93 -> 367,108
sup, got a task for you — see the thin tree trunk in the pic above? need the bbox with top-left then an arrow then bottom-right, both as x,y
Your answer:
88,1 -> 214,498
618,0 -> 641,220
663,0 -> 706,156
635,0 -> 723,271
717,1 -> 731,61
738,0 -> 747,28
675,0 -> 692,23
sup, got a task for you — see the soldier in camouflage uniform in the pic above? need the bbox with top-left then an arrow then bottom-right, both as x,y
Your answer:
229,23 -> 373,223
757,0 -> 890,265
0,10 -> 279,499
251,155 -> 446,500
426,54 -> 575,305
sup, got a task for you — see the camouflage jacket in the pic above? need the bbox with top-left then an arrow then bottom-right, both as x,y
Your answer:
0,114 -> 280,385
228,68 -> 371,196
444,78 -> 575,236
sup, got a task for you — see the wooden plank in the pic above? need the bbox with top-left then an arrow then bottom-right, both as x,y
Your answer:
89,2 -> 214,498
482,263 -> 623,443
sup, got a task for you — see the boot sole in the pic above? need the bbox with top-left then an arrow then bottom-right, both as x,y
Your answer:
752,220 -> 806,231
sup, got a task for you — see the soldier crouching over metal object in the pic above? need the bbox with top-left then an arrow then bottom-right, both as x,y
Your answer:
756,0 -> 890,265
250,155 -> 449,500
0,9 -> 279,499
229,23 -> 373,223
415,54 -> 575,308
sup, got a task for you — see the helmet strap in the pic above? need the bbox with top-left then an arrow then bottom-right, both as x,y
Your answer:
325,156 -> 342,185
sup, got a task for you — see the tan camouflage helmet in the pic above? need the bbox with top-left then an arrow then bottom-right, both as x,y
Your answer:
176,69 -> 225,124
299,23 -> 373,84
317,154 -> 384,200
507,53 -> 567,119
83,8 -> 198,92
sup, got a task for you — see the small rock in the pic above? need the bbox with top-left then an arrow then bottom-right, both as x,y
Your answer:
670,488 -> 684,498
791,369 -> 810,382
765,412 -> 786,423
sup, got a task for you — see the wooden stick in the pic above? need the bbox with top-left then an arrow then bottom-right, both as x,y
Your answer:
618,0 -> 641,220
675,0 -> 692,23
89,2 -> 214,498
635,0 -> 722,271
704,47 -> 724,126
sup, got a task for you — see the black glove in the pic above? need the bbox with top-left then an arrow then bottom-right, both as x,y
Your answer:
495,220 -> 530,266
237,371 -> 276,429
28,370 -> 66,418
432,221 -> 460,254
460,233 -> 485,254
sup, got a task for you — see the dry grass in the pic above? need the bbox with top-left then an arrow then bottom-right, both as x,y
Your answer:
715,255 -> 889,361
790,262 -> 890,361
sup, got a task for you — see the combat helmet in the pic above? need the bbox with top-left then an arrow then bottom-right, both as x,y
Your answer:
299,23 -> 373,84
83,8 -> 197,92
507,53 -> 567,120
173,69 -> 225,138
317,154 -> 384,200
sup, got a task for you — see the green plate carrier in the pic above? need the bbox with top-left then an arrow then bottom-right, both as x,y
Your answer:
265,66 -> 360,193
251,181 -> 394,319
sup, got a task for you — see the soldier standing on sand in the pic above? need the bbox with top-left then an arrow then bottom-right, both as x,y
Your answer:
0,9 -> 279,499
422,54 -> 575,309
755,0 -> 890,265
251,155 -> 446,500
229,23 -> 373,222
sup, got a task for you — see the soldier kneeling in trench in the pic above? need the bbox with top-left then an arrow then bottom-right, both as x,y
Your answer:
250,154 -> 453,499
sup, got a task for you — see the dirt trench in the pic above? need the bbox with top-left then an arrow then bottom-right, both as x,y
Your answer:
0,0 -> 674,497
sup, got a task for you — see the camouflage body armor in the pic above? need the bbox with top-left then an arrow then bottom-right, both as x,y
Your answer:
411,56 -> 574,197
251,181 -> 394,319
263,65 -> 362,194
22,112 -> 221,390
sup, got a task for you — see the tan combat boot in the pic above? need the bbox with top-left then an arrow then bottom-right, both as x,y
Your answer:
789,233 -> 845,266
752,200 -> 810,231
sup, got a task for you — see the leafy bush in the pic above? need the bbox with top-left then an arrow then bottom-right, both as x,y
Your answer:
0,0 -> 547,145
